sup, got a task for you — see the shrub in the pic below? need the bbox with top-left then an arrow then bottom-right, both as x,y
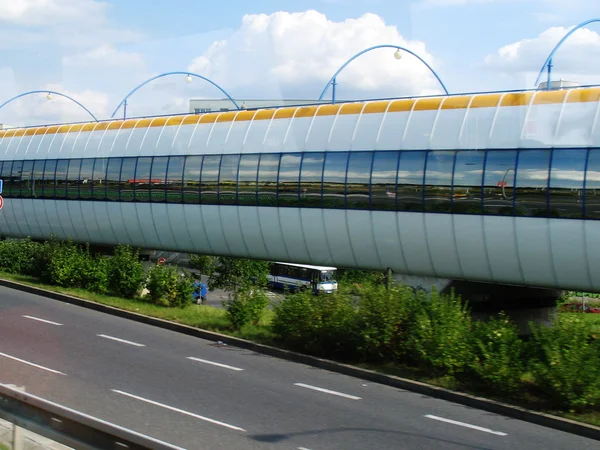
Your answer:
44,241 -> 86,287
0,238 -> 42,275
107,245 -> 144,298
80,245 -> 110,294
145,264 -> 194,308
189,254 -> 216,276
223,288 -> 270,329
404,289 -> 472,375
529,314 -> 600,410
465,312 -> 524,394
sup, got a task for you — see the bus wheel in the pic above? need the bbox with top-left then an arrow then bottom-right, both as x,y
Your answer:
299,285 -> 307,292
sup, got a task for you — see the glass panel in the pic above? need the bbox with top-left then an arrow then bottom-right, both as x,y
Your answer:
92,158 -> 108,200
299,152 -> 325,207
200,155 -> 220,205
133,157 -> 152,202
424,151 -> 455,213
218,154 -> 239,205
483,150 -> 517,215
32,160 -> 45,199
452,151 -> 485,214
346,151 -> 373,210
79,158 -> 95,200
182,156 -> 202,204
515,150 -> 551,217
42,160 -> 57,199
104,158 -> 121,202
66,159 -> 82,200
550,149 -> 586,219
585,150 -> 600,219
54,160 -> 69,199
150,157 -> 168,203
20,160 -> 34,198
277,153 -> 301,207
238,154 -> 259,205
370,151 -> 399,211
1,161 -> 14,198
257,154 -> 279,206
397,151 -> 426,211
118,158 -> 136,202
322,151 -> 348,208
166,156 -> 184,204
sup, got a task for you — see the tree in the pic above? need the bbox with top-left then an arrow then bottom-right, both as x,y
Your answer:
189,254 -> 217,276
208,256 -> 270,293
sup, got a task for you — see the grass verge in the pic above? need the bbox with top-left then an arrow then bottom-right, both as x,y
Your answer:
2,270 -> 600,429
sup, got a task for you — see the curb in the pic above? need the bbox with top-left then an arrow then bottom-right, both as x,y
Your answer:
3,278 -> 600,442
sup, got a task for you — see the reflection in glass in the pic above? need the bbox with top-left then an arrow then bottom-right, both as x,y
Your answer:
424,151 -> 455,212
397,151 -> 426,211
80,158 -> 95,200
201,155 -> 221,204
219,154 -> 239,205
32,159 -> 45,199
166,156 -> 185,203
346,151 -> 373,209
182,156 -> 201,204
133,157 -> 152,202
483,150 -> 517,215
42,160 -> 57,199
258,154 -> 279,206
119,158 -> 136,202
66,159 -> 82,200
515,150 -> 551,217
323,152 -> 348,208
585,150 -> 600,219
1,161 -> 13,198
149,157 -> 168,203
54,160 -> 68,200
238,154 -> 259,205
299,152 -> 324,207
550,149 -> 586,218
277,153 -> 301,206
105,158 -> 122,202
20,160 -> 34,199
92,158 -> 108,200
452,151 -> 484,214
371,151 -> 399,211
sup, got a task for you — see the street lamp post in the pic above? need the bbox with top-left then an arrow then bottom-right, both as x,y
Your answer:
318,44 -> 449,104
534,18 -> 600,90
111,71 -> 240,119
0,90 -> 98,122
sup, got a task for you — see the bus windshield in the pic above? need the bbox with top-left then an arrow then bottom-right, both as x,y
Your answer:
320,270 -> 335,282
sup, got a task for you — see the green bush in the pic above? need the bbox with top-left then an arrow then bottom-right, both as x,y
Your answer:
272,291 -> 359,359
465,312 -> 524,394
189,254 -> 216,276
80,246 -> 110,294
223,288 -> 269,329
145,264 -> 194,308
0,238 -> 42,275
107,245 -> 144,299
405,289 -> 472,375
355,283 -> 413,362
529,314 -> 600,410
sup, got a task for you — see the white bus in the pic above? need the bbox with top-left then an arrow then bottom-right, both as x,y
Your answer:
267,262 -> 338,294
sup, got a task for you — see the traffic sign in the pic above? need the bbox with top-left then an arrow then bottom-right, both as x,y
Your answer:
158,257 -> 166,265
0,195 -> 4,210
0,179 -> 3,194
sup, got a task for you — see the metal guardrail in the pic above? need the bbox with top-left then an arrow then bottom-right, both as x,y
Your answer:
0,384 -> 185,450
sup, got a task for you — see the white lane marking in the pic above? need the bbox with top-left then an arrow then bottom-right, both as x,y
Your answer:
425,415 -> 507,436
294,383 -> 361,400
111,389 -> 246,432
298,447 -> 312,450
0,385 -> 185,450
186,357 -> 244,371
0,351 -> 66,375
22,315 -> 63,326
97,334 -> 145,347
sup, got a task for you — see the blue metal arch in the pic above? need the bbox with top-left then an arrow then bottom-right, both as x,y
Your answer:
534,18 -> 600,89
318,44 -> 449,102
0,90 -> 98,122
111,71 -> 240,119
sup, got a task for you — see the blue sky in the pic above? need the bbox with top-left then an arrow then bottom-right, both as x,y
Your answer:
0,0 -> 597,126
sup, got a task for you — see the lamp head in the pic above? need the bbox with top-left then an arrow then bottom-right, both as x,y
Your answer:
394,49 -> 402,60
46,92 -> 53,101
185,74 -> 192,83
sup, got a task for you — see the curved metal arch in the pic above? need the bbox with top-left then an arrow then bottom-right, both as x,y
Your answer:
0,90 -> 98,122
318,44 -> 449,101
534,18 -> 600,88
111,71 -> 240,119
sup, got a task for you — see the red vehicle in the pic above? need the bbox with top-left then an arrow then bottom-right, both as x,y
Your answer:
560,303 -> 600,314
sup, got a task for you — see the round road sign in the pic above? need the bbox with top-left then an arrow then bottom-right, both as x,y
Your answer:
158,257 -> 166,265
0,195 -> 4,210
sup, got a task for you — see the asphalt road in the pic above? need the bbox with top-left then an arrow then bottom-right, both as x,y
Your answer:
0,286 -> 597,450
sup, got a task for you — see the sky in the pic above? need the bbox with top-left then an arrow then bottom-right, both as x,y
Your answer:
0,0 -> 598,126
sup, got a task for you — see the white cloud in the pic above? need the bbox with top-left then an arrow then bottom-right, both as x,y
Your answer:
187,10 -> 445,100
63,44 -> 144,69
0,0 -> 107,26
484,25 -> 600,84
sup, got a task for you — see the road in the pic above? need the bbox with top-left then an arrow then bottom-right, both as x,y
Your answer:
0,286 -> 597,450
